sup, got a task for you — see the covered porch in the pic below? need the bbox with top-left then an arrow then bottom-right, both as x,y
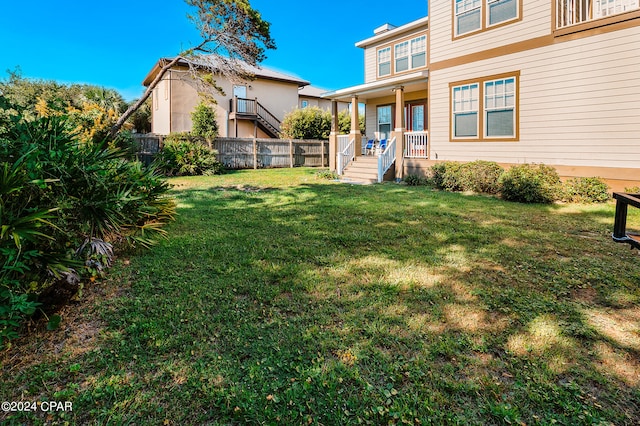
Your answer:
322,71 -> 429,182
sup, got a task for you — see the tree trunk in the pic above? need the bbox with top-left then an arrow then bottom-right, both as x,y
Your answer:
109,56 -> 183,138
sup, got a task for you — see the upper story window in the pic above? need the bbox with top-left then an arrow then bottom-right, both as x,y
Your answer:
378,47 -> 391,77
454,0 -> 519,37
411,36 -> 427,68
557,0 -> 639,28
391,35 -> 427,75
455,0 -> 482,35
395,41 -> 410,72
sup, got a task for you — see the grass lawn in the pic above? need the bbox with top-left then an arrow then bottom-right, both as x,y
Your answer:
2,167 -> 639,425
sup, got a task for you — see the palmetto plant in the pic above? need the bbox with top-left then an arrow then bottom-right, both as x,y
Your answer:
1,116 -> 176,345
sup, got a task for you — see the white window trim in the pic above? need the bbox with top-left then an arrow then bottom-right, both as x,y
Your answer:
378,47 -> 391,77
455,0 -> 482,36
484,77 -> 516,138
394,41 -> 409,73
452,83 -> 480,139
450,72 -> 519,141
454,0 -> 520,37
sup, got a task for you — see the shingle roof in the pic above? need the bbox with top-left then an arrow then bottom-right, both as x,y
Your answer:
298,85 -> 331,98
143,56 -> 310,87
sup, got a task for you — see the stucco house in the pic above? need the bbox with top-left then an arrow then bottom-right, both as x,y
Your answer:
323,1 -> 640,190
143,57 -> 309,139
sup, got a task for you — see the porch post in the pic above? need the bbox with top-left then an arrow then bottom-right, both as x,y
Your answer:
329,100 -> 339,171
393,86 -> 405,182
350,95 -> 362,157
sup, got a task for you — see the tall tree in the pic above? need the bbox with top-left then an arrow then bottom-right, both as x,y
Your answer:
110,0 -> 275,137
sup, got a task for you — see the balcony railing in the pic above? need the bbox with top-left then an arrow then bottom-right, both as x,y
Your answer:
557,0 -> 639,28
230,97 -> 281,135
404,131 -> 429,159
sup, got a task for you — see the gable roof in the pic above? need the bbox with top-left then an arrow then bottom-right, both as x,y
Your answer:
142,56 -> 310,87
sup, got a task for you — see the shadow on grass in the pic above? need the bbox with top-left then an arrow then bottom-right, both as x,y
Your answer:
2,180 -> 639,425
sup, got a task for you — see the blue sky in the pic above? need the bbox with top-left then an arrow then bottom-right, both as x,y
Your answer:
0,1 -> 428,101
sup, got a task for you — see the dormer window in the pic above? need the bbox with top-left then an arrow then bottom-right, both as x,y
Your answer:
378,47 -> 391,77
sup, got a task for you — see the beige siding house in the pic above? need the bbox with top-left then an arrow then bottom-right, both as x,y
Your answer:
323,1 -> 640,190
143,58 -> 310,139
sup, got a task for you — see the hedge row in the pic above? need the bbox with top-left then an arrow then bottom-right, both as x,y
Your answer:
405,161 -> 611,204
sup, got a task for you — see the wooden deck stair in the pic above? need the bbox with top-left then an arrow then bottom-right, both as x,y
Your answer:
341,156 -> 379,184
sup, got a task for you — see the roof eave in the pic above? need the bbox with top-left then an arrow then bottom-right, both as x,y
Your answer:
142,57 -> 309,87
321,70 -> 429,102
355,16 -> 429,48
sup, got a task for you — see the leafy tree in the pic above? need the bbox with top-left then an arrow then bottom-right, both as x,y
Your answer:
280,107 -> 331,140
110,0 -> 275,137
0,70 -> 131,144
338,110 -> 365,135
131,97 -> 152,133
191,102 -> 219,144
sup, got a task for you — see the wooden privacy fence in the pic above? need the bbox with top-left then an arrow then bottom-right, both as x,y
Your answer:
213,137 -> 329,169
132,134 -> 162,166
131,134 -> 329,170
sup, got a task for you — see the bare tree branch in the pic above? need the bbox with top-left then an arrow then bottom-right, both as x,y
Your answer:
109,0 -> 275,138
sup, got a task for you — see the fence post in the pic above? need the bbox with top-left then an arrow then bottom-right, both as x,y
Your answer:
289,140 -> 294,168
253,138 -> 258,169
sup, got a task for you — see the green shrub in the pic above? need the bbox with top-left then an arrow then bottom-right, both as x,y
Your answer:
458,161 -> 504,194
430,161 -> 503,194
0,116 -> 176,346
315,169 -> 338,180
624,186 -> 640,194
404,174 -> 424,186
430,162 -> 462,191
154,133 -> 223,176
499,163 -> 562,204
280,107 -> 331,140
191,102 -> 218,142
563,177 -> 610,203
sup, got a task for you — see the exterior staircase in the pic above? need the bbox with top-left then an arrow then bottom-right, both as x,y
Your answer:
229,97 -> 281,138
340,156 -> 380,184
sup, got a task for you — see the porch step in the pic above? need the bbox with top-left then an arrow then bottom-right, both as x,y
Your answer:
341,156 -> 379,184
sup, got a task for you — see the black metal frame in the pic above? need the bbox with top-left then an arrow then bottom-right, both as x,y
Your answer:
612,192 -> 640,250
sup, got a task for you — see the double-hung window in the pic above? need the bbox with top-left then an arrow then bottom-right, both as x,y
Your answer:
454,0 -> 519,36
411,36 -> 427,68
378,47 -> 391,77
451,72 -> 519,141
485,77 -> 516,137
452,84 -> 479,138
395,41 -> 409,73
455,0 -> 482,35
377,105 -> 392,139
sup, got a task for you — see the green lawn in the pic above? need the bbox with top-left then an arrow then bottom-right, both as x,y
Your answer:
2,167 -> 639,425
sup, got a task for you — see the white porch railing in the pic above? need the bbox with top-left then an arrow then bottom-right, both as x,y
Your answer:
377,137 -> 396,183
337,136 -> 355,176
556,0 -> 639,28
337,134 -> 350,153
404,131 -> 429,159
